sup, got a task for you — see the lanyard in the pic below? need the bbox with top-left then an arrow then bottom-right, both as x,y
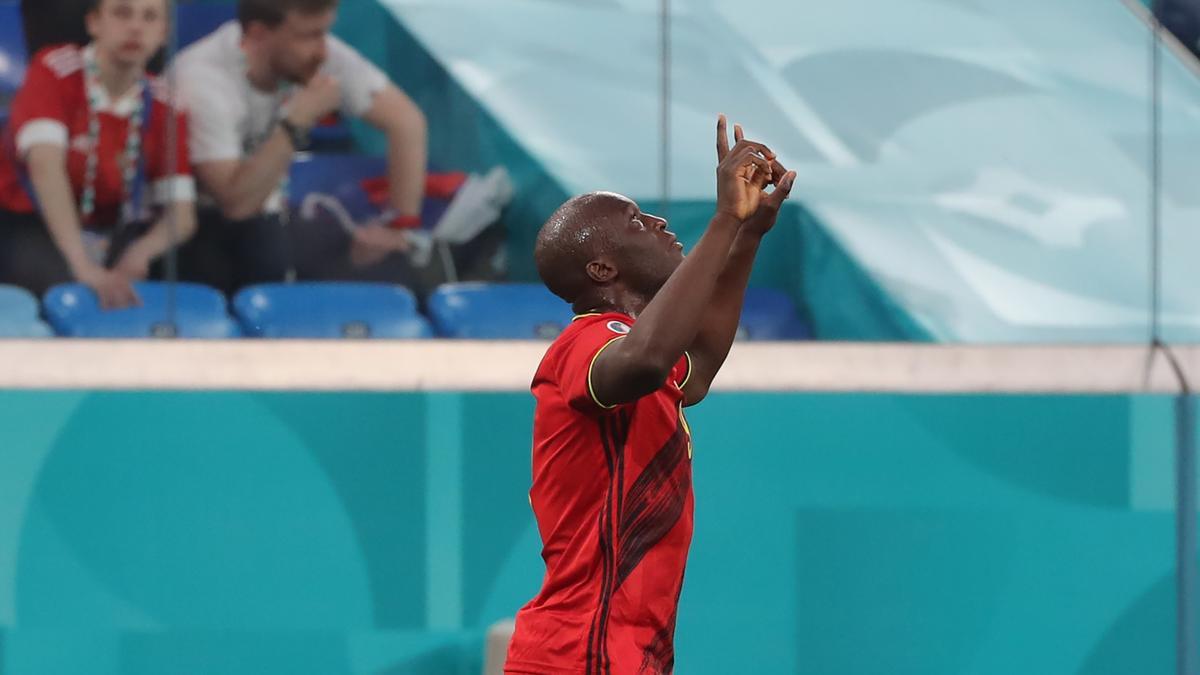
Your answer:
80,44 -> 150,228
18,45 -> 150,234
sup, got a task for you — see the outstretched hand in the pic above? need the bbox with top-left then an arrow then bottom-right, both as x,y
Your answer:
715,115 -> 797,235
742,156 -> 796,237
714,115 -> 778,221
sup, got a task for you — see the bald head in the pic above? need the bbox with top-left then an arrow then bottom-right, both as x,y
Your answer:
535,192 -> 631,305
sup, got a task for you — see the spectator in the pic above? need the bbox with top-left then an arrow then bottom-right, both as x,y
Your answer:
0,0 -> 196,308
172,0 -> 430,295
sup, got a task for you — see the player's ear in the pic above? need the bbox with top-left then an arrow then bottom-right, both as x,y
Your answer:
585,259 -> 617,284
243,20 -> 271,44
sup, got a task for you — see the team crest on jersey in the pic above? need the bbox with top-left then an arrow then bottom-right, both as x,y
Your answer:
607,320 -> 631,335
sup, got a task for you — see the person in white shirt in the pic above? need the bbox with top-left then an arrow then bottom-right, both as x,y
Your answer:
172,0 -> 428,294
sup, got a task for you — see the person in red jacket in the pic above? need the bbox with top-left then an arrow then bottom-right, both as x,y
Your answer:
505,117 -> 796,675
0,0 -> 195,308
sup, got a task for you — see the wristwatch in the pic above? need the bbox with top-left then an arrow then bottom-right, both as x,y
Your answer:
279,117 -> 312,151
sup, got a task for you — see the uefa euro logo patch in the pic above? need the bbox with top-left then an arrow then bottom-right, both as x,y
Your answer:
607,321 -> 631,335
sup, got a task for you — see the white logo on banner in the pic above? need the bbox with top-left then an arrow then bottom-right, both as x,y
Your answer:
934,167 -> 1125,248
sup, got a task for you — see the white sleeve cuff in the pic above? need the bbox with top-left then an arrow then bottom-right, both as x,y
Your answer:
153,175 -> 197,204
16,119 -> 69,157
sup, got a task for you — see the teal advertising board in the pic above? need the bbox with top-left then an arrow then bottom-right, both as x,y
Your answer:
0,391 -> 1183,673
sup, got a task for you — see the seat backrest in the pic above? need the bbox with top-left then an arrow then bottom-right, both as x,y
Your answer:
0,284 -> 51,337
43,282 -> 239,338
289,154 -> 387,217
0,1 -> 29,94
175,2 -> 237,51
427,282 -> 574,339
233,282 -> 433,339
737,288 -> 811,341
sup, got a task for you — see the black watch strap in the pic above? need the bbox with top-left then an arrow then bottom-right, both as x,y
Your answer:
279,117 -> 311,150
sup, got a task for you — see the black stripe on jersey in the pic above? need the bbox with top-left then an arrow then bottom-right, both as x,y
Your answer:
614,409 -> 631,528
587,414 -> 618,675
615,422 -> 690,590
640,569 -> 686,674
586,411 -> 633,675
603,411 -> 632,675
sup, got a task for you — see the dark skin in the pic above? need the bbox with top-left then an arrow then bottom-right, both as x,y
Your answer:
539,116 -> 796,408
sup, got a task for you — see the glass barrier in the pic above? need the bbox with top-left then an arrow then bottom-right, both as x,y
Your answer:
668,0 -> 1156,343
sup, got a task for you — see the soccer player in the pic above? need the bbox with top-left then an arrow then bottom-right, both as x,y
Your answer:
505,117 -> 796,674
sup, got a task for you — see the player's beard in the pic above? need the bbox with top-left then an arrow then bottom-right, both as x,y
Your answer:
273,52 -> 323,85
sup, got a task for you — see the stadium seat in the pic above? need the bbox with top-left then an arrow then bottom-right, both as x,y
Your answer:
233,282 -> 433,339
0,1 -> 28,97
737,288 -> 811,340
289,154 -> 452,228
43,282 -> 240,338
427,282 -> 575,339
309,115 -> 354,150
175,2 -> 236,50
290,154 -> 386,218
0,285 -> 52,337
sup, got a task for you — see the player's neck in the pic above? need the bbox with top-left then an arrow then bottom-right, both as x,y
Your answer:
581,290 -> 648,319
93,48 -> 144,100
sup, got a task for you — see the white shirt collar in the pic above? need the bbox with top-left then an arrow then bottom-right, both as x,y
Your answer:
82,44 -> 147,118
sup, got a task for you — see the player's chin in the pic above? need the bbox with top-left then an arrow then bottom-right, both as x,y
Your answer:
115,49 -> 152,70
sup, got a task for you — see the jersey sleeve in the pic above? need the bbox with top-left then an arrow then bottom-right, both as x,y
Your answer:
324,35 -> 390,118
10,50 -> 73,158
555,320 -> 632,414
176,64 -> 244,164
148,102 -> 196,205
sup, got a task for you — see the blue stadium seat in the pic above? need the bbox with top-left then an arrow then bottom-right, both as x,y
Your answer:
175,2 -> 236,50
233,282 -> 433,339
428,282 -> 575,339
737,288 -> 811,341
43,282 -> 239,338
0,1 -> 28,97
289,154 -> 452,227
309,117 -> 354,150
289,154 -> 386,217
0,285 -> 52,337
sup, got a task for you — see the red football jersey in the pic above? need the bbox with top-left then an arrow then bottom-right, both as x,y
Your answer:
507,312 -> 695,675
0,45 -> 193,228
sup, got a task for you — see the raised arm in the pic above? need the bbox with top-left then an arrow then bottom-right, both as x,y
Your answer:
682,120 -> 796,405
589,119 -> 777,408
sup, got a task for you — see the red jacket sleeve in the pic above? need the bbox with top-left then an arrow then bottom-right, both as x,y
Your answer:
9,47 -> 76,157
